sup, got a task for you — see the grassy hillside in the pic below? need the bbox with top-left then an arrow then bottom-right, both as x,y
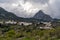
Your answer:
0,24 -> 60,40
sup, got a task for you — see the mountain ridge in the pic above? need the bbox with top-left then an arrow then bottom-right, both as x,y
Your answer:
33,10 -> 53,21
0,7 -> 53,22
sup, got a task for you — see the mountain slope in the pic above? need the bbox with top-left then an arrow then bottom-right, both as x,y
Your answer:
33,10 -> 53,21
0,7 -> 53,22
0,7 -> 23,21
0,7 -> 36,22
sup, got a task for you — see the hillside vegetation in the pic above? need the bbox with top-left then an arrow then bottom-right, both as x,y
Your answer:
0,24 -> 60,40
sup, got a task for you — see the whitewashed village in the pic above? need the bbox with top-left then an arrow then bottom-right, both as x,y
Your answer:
0,6 -> 60,40
0,20 -> 60,30
0,3 -> 60,40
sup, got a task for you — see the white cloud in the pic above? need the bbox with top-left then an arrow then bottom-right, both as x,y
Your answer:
0,0 -> 60,18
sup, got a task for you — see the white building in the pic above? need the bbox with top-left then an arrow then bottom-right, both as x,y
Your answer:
41,22 -> 52,27
5,21 -> 17,24
0,21 -> 3,24
19,22 -> 32,26
40,27 -> 53,29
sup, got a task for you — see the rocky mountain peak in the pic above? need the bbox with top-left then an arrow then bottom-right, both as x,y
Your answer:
33,10 -> 53,21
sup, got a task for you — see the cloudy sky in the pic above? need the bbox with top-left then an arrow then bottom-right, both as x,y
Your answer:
0,0 -> 60,18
